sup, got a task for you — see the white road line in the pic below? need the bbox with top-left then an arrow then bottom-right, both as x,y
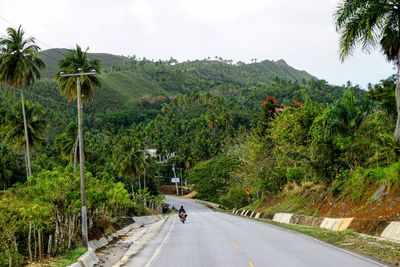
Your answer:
223,212 -> 388,266
144,216 -> 176,267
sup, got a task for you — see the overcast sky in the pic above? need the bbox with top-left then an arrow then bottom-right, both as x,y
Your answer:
0,0 -> 394,87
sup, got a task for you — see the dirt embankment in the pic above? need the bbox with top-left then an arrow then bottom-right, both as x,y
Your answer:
260,182 -> 400,221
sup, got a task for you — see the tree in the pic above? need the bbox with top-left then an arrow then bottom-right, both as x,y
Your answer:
2,101 -> 48,152
0,142 -> 24,189
0,26 -> 45,178
367,75 -> 396,122
54,123 -> 79,172
56,45 -> 101,246
335,0 -> 400,141
113,134 -> 143,192
56,45 -> 101,102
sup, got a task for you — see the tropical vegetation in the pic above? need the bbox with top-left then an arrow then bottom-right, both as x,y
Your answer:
0,9 -> 398,264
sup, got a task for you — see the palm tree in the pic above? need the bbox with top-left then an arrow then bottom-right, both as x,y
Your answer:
113,135 -> 144,192
54,123 -> 80,172
56,45 -> 101,246
335,0 -> 400,141
56,45 -> 101,102
322,90 -> 369,138
0,26 -> 45,177
3,101 -> 48,151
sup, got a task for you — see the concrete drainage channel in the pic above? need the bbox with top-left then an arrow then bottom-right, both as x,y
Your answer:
67,215 -> 165,267
232,209 -> 400,242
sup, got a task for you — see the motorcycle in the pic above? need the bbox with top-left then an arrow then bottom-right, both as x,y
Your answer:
179,212 -> 187,223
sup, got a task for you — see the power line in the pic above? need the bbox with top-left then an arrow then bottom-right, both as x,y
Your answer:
23,90 -> 77,108
0,14 -> 68,61
0,15 -> 123,110
1,83 -> 76,108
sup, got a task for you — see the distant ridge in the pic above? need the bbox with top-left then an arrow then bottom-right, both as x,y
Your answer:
37,48 -> 317,109
39,48 -> 315,81
39,48 -> 129,78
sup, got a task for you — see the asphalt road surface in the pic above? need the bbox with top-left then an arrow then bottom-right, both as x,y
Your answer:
125,196 -> 386,267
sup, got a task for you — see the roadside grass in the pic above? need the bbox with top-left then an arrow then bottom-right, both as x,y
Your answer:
261,194 -> 315,216
45,247 -> 87,267
261,219 -> 400,266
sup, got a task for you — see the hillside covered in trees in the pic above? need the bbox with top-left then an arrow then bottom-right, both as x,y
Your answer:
1,43 -> 391,266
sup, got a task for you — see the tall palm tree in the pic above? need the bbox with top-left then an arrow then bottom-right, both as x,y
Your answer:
0,26 -> 45,177
113,135 -> 144,191
56,45 -> 101,246
335,0 -> 400,141
56,45 -> 101,102
3,101 -> 48,151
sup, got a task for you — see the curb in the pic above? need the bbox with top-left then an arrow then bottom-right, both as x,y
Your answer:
67,215 -> 164,267
231,209 -> 400,242
113,218 -> 167,267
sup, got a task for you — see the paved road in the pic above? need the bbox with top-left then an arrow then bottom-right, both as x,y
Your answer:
125,196 -> 386,267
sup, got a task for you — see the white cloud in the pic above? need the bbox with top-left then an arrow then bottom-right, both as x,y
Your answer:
131,0 -> 157,34
0,0 -> 394,86
177,0 -> 264,22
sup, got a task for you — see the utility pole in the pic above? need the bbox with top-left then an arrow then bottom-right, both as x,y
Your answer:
179,167 -> 183,196
59,69 -> 96,247
139,149 -> 147,189
172,163 -> 179,196
139,149 -> 148,207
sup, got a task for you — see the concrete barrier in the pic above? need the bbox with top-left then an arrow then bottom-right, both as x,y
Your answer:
381,221 -> 400,241
320,218 -> 353,231
320,218 -> 337,230
272,213 -> 293,224
290,214 -> 323,227
78,248 -> 99,267
232,209 -> 236,214
337,218 -> 354,231
230,208 -> 400,243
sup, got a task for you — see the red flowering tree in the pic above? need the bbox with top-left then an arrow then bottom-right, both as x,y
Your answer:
261,96 -> 280,114
257,96 -> 281,136
292,100 -> 304,107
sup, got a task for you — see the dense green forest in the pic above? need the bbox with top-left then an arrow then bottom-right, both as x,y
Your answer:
0,41 -> 395,265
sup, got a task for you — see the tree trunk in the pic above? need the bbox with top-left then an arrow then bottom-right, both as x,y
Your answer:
38,229 -> 42,260
68,215 -> 74,249
54,218 -> 59,255
73,133 -> 78,173
77,76 -> 89,247
21,90 -> 32,178
395,54 -> 400,142
47,235 -> 52,257
131,181 -> 135,197
28,221 -> 32,262
33,224 -> 37,261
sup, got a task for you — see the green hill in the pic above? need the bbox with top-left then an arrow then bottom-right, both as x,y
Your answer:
36,48 -> 318,111
39,48 -> 129,78
32,48 -> 350,125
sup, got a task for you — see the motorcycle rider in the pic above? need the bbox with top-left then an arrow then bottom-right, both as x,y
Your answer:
178,206 -> 186,214
178,205 -> 187,221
